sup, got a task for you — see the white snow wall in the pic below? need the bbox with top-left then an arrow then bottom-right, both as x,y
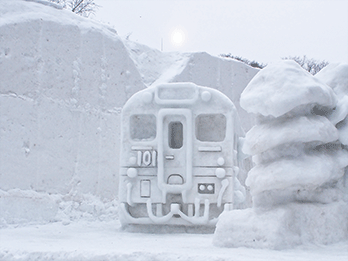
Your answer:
0,0 -> 145,200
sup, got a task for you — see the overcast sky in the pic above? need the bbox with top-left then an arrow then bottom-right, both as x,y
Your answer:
93,0 -> 348,64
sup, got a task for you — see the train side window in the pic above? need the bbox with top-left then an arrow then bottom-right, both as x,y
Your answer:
130,114 -> 156,141
196,114 -> 226,142
169,121 -> 183,149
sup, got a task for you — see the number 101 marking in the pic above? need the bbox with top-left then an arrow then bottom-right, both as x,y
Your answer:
137,150 -> 157,167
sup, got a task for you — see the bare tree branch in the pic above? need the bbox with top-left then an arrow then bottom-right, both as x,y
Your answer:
282,55 -> 328,75
48,0 -> 98,17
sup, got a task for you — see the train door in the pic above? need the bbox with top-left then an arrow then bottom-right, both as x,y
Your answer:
157,109 -> 193,199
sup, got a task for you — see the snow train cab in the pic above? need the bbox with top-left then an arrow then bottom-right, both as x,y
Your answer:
119,82 -> 244,226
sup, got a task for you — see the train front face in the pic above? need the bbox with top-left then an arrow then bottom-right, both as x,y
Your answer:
119,83 -> 236,226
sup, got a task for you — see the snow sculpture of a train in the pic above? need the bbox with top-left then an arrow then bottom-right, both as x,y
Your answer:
119,82 -> 245,226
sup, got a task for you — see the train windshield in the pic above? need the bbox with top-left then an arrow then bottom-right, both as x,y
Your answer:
169,121 -> 183,149
130,114 -> 156,141
195,114 -> 226,142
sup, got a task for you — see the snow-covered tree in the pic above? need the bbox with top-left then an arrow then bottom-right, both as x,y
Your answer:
240,60 -> 348,207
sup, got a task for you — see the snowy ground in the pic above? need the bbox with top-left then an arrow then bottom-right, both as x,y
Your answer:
1,221 -> 348,261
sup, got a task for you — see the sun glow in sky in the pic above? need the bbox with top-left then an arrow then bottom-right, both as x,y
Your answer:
171,29 -> 185,46
94,0 -> 348,63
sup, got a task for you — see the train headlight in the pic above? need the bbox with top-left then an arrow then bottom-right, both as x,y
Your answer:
198,183 -> 215,194
127,168 -> 138,178
199,184 -> 206,191
129,156 -> 137,165
207,184 -> 214,191
215,168 -> 226,178
217,157 -> 225,166
201,91 -> 211,102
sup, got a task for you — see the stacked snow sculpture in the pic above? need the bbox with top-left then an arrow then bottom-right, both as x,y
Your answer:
213,60 -> 348,249
241,60 -> 348,206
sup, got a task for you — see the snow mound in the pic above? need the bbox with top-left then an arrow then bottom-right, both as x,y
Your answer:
24,0 -> 63,9
246,150 -> 348,198
316,63 -> 348,145
243,115 -> 338,155
316,63 -> 348,96
214,202 -> 348,249
124,40 -> 191,87
240,60 -> 337,118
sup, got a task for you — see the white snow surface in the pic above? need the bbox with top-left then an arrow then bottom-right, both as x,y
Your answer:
1,221 -> 347,261
240,60 -> 337,118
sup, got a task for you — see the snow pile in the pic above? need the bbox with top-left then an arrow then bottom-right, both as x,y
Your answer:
214,61 -> 348,249
123,40 -> 191,87
0,189 -> 118,227
215,202 -> 348,250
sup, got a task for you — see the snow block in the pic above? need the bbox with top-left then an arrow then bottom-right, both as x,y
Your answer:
213,202 -> 348,249
0,0 -> 145,199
